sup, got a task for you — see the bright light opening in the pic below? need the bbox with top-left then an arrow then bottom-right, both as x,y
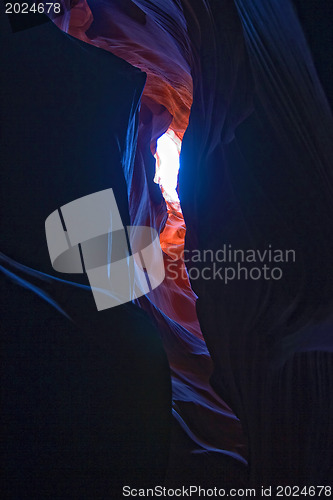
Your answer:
154,129 -> 181,204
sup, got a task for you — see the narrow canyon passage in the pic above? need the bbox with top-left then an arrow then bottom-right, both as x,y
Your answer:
1,0 -> 333,494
